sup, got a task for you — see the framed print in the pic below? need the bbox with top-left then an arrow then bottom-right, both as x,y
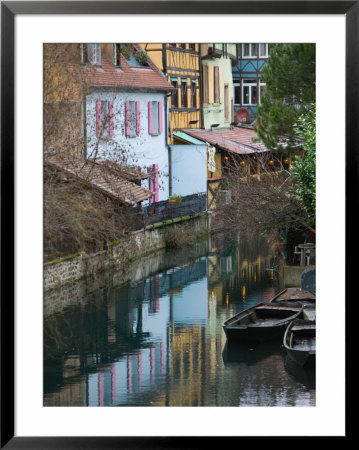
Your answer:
1,0 -> 352,447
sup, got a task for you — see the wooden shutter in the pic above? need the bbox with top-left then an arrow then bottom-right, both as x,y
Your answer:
108,100 -> 114,136
96,100 -> 102,137
213,66 -> 219,103
125,100 -> 130,136
203,65 -> 208,105
208,66 -> 214,104
136,101 -> 141,135
219,67 -> 223,104
158,101 -> 163,134
148,101 -> 153,134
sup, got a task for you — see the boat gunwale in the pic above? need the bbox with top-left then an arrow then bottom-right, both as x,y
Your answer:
223,303 -> 303,329
283,319 -> 316,353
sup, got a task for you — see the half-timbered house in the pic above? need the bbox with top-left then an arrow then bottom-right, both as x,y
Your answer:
140,44 -> 201,144
232,43 -> 270,123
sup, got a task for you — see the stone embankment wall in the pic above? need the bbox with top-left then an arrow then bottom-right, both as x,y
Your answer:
44,213 -> 210,291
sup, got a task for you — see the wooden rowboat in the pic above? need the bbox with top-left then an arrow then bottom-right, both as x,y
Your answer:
270,287 -> 315,308
283,319 -> 316,367
222,303 -> 303,343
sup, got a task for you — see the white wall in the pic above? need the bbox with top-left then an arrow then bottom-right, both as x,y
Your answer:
86,90 -> 169,201
170,144 -> 207,197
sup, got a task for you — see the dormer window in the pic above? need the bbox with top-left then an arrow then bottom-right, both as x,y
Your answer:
88,44 -> 101,65
114,44 -> 121,67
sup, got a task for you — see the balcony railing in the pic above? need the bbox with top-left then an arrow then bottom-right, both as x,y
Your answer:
142,193 -> 207,225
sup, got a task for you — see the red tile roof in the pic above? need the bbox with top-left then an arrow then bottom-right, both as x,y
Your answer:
181,127 -> 269,155
45,152 -> 153,205
82,44 -> 174,91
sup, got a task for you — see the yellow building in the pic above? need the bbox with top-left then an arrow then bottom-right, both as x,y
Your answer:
141,44 -> 201,144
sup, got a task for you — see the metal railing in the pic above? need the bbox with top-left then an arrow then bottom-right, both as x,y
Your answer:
142,193 -> 207,225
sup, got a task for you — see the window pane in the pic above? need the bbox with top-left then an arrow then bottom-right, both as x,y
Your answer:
101,101 -> 109,136
191,81 -> 197,107
243,44 -> 250,57
152,101 -> 159,134
251,86 -> 258,105
243,79 -> 256,85
243,86 -> 250,104
260,84 -> 266,104
259,44 -> 267,57
171,80 -> 178,107
234,85 -> 241,105
181,82 -> 187,107
251,44 -> 257,57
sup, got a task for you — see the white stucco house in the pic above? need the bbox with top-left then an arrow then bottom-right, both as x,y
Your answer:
83,43 -> 174,203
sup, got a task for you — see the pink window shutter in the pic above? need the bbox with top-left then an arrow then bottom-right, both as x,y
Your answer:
96,100 -> 102,137
158,101 -> 163,134
125,100 -> 130,136
136,101 -> 141,135
148,101 -> 153,134
108,100 -> 114,136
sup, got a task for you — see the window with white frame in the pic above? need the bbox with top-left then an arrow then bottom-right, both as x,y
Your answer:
87,44 -> 101,65
96,100 -> 114,138
129,101 -> 137,136
242,79 -> 258,105
148,101 -> 162,136
242,43 -> 257,58
234,82 -> 241,105
259,43 -> 269,58
151,101 -> 159,134
259,81 -> 266,104
101,101 -> 109,136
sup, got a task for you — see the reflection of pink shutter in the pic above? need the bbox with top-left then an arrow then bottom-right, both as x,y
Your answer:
154,163 -> 159,202
98,373 -> 104,406
111,365 -> 116,405
108,100 -> 114,136
148,101 -> 153,134
125,100 -> 130,136
96,100 -> 102,137
136,101 -> 140,135
158,101 -> 163,134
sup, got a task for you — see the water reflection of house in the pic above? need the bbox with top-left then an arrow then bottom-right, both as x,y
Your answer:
44,243 -> 280,407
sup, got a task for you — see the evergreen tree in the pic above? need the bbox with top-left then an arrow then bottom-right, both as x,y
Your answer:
255,44 -> 316,152
291,104 -> 316,226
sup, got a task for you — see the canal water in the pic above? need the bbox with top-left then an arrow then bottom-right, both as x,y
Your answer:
44,234 -> 315,407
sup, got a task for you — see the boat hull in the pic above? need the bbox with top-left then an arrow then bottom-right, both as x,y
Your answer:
223,302 -> 303,344
223,320 -> 294,343
283,320 -> 316,367
286,348 -> 315,367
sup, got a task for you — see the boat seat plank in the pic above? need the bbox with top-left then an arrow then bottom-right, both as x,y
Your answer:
292,324 -> 316,331
303,309 -> 316,321
255,305 -> 302,312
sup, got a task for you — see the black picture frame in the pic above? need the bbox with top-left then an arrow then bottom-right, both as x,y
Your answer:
1,1 -> 352,447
